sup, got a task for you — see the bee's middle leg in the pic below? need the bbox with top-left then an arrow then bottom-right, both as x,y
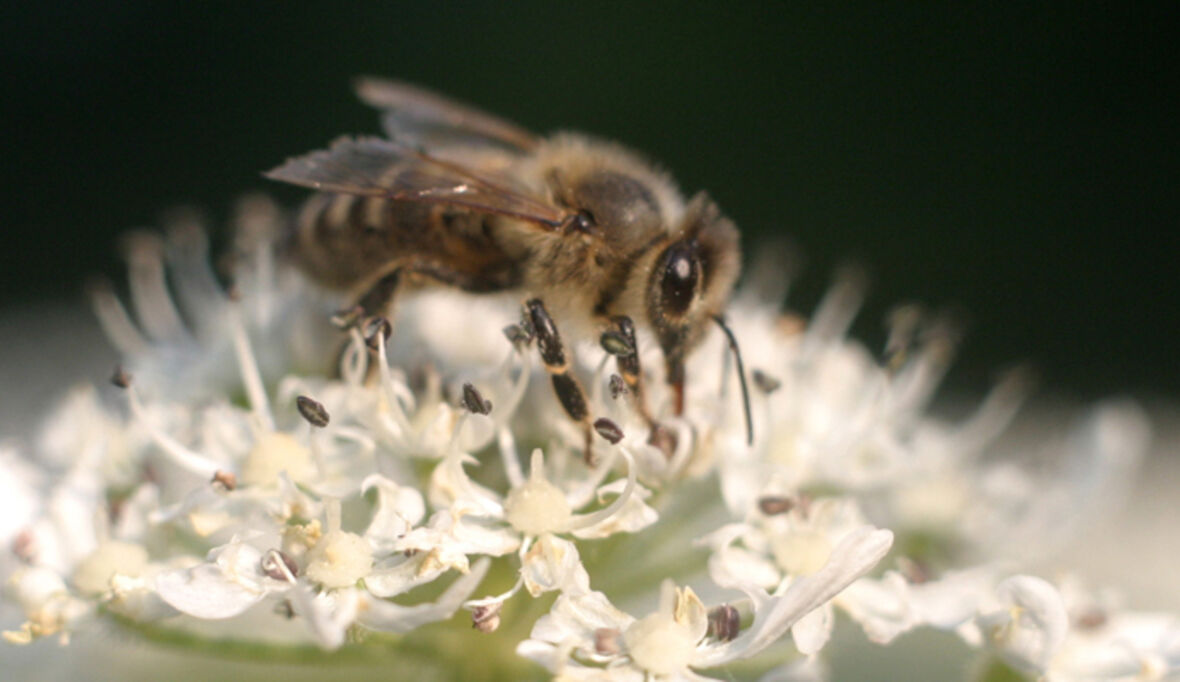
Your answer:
524,298 -> 594,462
335,262 -> 479,377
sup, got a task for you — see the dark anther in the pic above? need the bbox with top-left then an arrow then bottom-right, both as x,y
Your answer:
363,316 -> 393,350
274,600 -> 296,619
751,370 -> 781,394
609,374 -> 628,400
461,383 -> 493,415
110,365 -> 131,389
600,330 -> 635,357
260,549 -> 299,582
471,603 -> 502,633
707,604 -> 741,641
757,495 -> 794,515
211,470 -> 238,491
593,418 -> 624,445
503,323 -> 532,349
330,305 -> 365,330
296,395 -> 330,427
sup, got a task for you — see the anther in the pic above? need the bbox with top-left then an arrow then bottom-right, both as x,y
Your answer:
707,604 -> 741,641
502,323 -> 532,348
211,470 -> 237,491
296,395 -> 330,427
260,549 -> 299,582
11,530 -> 35,564
471,603 -> 502,633
1075,609 -> 1108,630
110,365 -> 132,389
751,370 -> 781,394
600,330 -> 635,356
461,383 -> 493,415
757,495 -> 794,515
593,418 -> 624,445
594,627 -> 622,655
897,556 -> 932,585
648,423 -> 678,458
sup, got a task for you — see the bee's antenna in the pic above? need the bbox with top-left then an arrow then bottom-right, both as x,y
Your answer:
712,315 -> 754,446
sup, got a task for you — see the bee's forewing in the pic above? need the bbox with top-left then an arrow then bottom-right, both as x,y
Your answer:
265,136 -> 569,228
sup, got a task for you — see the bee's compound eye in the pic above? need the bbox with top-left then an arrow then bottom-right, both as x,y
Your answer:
659,242 -> 700,316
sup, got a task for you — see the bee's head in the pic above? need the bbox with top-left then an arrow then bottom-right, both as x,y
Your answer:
646,193 -> 741,411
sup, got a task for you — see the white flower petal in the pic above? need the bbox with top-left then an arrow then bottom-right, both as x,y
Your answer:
154,562 -> 267,619
153,541 -> 280,619
357,557 -> 489,633
521,534 -> 591,597
697,526 -> 893,667
791,603 -> 833,655
837,573 -> 913,644
984,575 -> 1069,672
290,584 -> 359,650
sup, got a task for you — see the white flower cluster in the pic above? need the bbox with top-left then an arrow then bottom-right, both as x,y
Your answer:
2,198 -> 1177,681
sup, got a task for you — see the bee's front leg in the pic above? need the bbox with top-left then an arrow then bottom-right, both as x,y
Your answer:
524,298 -> 594,462
600,316 -> 677,456
600,316 -> 653,425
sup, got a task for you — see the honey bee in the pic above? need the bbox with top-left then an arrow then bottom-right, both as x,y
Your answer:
266,78 -> 751,448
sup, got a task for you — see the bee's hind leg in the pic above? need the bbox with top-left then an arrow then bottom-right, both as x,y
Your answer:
524,298 -> 595,463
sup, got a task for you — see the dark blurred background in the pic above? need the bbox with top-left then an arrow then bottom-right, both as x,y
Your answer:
1,3 -> 1175,399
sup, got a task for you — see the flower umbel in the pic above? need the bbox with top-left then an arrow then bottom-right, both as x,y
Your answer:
1,198 -> 1174,681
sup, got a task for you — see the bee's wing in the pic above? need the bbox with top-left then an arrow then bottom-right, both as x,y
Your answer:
265,136 -> 570,228
355,77 -> 539,152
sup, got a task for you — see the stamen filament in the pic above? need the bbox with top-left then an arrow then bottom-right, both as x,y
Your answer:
228,306 -> 275,432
